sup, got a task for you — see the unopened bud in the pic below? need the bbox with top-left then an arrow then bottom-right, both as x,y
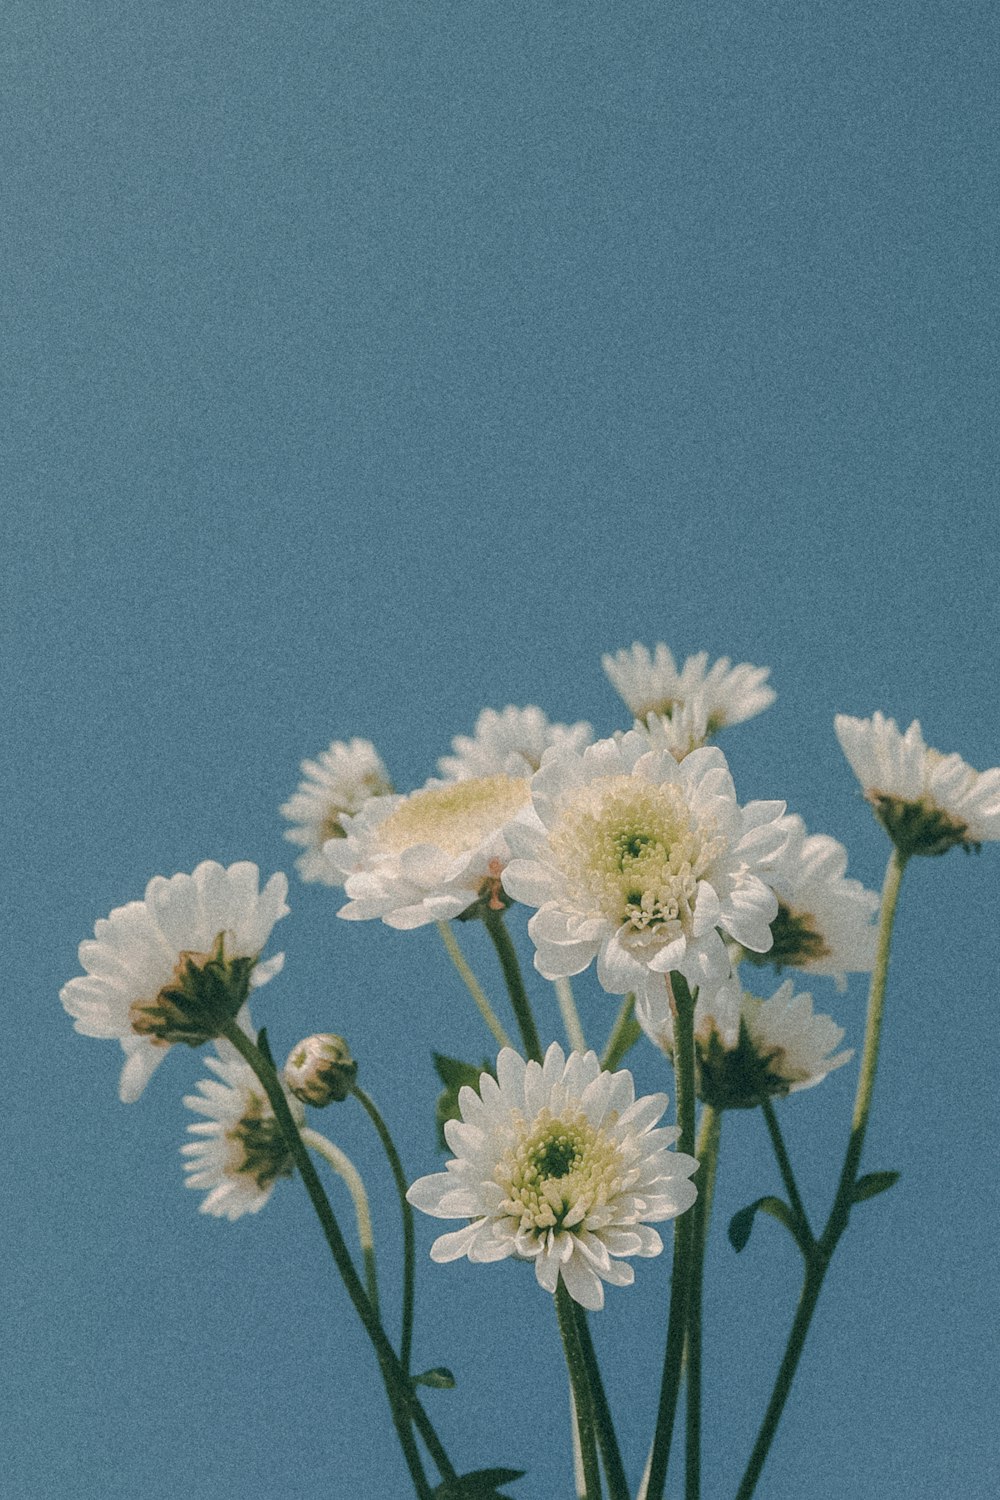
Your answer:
284,1033 -> 357,1106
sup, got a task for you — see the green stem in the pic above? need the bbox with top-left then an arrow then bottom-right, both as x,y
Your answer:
436,920 -> 513,1050
301,1126 -> 379,1316
556,1282 -> 603,1499
685,1106 -> 721,1500
734,848 -> 908,1500
569,1383 -> 587,1500
219,1021 -> 455,1497
351,1085 -> 417,1377
600,994 -> 641,1071
572,1303 -> 629,1500
645,973 -> 698,1500
760,1099 -> 813,1247
482,908 -> 544,1062
554,975 -> 587,1053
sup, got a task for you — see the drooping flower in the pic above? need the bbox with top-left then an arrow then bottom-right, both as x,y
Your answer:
284,1033 -> 358,1107
331,774 -> 533,928
406,1043 -> 698,1310
182,1037 -> 302,1219
437,705 -> 593,781
502,735 -> 788,1004
637,976 -> 852,1110
602,643 -> 775,732
834,712 -> 1000,857
745,814 -> 879,990
60,861 -> 289,1102
280,738 -> 393,884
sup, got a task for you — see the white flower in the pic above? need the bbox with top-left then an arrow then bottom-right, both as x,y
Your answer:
437,705 -> 593,781
747,814 -> 879,990
406,1043 -> 698,1310
280,738 -> 393,884
637,976 -> 852,1110
835,712 -> 1000,857
502,735 -> 788,1004
60,861 -> 289,1103
627,696 -> 712,761
182,1036 -> 302,1220
332,774 -> 533,928
602,643 -> 775,731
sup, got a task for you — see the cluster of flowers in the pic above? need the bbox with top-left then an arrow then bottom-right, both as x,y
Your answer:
60,646 -> 1000,1299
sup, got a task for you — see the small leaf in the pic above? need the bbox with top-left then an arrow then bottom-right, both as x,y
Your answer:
852,1170 -> 900,1204
432,1469 -> 525,1499
433,1054 -> 496,1151
728,1196 -> 797,1253
412,1366 -> 456,1390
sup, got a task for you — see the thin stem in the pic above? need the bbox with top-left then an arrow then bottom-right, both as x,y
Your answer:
572,1304 -> 629,1500
554,975 -> 587,1053
645,973 -> 698,1500
556,1282 -> 603,1499
301,1126 -> 379,1316
351,1085 -> 417,1377
600,994 -> 641,1071
735,848 -> 909,1500
685,1106 -> 721,1500
482,907 -> 544,1062
569,1384 -> 587,1500
436,920 -> 513,1050
760,1099 -> 813,1247
218,1021 -> 455,1497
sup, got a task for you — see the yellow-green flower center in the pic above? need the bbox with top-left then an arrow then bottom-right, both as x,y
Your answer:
495,1105 -> 624,1234
375,775 -> 531,857
548,774 -> 724,932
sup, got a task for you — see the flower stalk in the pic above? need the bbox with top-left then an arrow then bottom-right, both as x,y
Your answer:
301,1126 -> 379,1315
684,1105 -> 721,1500
482,906 -> 544,1062
350,1083 -> 418,1377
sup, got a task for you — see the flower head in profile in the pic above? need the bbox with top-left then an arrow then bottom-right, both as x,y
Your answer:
331,773 -> 533,929
406,1043 -> 697,1310
835,712 -> 1000,858
502,735 -> 788,1003
280,738 -> 393,884
746,814 -> 879,990
182,1036 -> 302,1220
627,696 -> 712,762
60,861 -> 289,1102
637,976 -> 852,1110
437,705 -> 593,781
602,643 -> 775,732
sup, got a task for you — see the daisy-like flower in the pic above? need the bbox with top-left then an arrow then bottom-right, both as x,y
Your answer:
182,1036 -> 302,1220
280,738 -> 393,885
637,976 -> 852,1111
331,773 -> 533,928
406,1043 -> 698,1310
627,696 -> 712,762
744,814 -> 879,990
437,705 -> 593,781
602,643 -> 775,732
502,734 -> 788,1003
835,712 -> 1000,858
60,861 -> 289,1103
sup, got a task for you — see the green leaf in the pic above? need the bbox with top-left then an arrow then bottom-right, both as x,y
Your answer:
852,1170 -> 900,1204
728,1195 -> 797,1253
432,1469 -> 525,1499
411,1366 -> 456,1390
433,1053 -> 496,1152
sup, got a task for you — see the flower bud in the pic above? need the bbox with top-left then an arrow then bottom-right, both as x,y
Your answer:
284,1033 -> 357,1106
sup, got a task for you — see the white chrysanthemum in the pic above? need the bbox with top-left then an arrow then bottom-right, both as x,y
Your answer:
835,712 -> 1000,857
637,976 -> 852,1110
60,861 -> 289,1103
747,814 -> 879,990
280,738 -> 393,884
406,1043 -> 698,1310
602,643 -> 775,731
502,735 -> 788,1003
627,696 -> 712,761
332,774 -> 533,928
437,705 -> 593,781
182,1036 -> 303,1220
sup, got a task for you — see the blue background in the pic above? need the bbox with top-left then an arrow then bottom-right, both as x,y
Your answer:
4,3 -> 998,1496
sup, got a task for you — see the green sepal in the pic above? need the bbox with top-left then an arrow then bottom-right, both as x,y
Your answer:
433,1053 -> 496,1152
851,1170 -> 900,1204
728,1195 -> 798,1253
129,937 -> 256,1047
411,1366 -> 456,1390
432,1468 -> 525,1498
